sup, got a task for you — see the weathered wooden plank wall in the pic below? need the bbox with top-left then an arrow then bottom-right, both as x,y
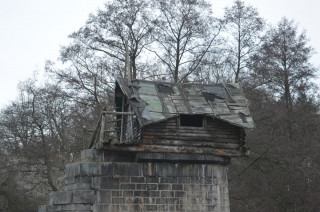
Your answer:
141,116 -> 243,151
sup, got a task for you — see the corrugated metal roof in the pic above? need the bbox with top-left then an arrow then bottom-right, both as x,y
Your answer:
116,78 -> 255,129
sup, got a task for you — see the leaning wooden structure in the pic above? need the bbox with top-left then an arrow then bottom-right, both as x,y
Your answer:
40,78 -> 254,212
90,78 -> 254,163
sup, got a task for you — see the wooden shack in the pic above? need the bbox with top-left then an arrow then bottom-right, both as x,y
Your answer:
91,78 -> 254,163
39,78 -> 255,212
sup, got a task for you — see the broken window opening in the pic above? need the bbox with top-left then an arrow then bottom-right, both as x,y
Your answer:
156,83 -> 175,95
180,115 -> 203,127
238,112 -> 248,123
202,92 -> 226,103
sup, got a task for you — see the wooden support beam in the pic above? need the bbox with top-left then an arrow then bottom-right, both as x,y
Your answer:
100,144 -> 245,157
102,111 -> 134,115
141,139 -> 240,150
88,114 -> 102,149
97,114 -> 106,149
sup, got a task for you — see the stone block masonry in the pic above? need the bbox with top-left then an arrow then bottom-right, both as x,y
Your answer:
39,150 -> 230,212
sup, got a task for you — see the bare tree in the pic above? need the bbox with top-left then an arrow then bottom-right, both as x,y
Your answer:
0,76 -> 107,210
65,0 -> 154,79
227,17 -> 319,210
192,48 -> 234,84
46,54 -> 113,110
149,0 -> 222,82
229,82 -> 320,212
224,0 -> 265,82
0,80 -> 75,193
250,17 -> 316,140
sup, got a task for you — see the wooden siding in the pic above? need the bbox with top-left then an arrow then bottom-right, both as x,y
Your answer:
141,116 -> 244,151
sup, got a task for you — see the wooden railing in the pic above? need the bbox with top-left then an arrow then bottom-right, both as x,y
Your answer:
88,111 -> 134,149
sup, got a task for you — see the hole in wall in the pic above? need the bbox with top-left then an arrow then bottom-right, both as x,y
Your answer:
180,115 -> 203,127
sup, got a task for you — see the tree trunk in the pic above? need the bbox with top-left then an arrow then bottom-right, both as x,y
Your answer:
284,68 -> 293,142
234,15 -> 241,83
174,39 -> 180,83
132,56 -> 136,80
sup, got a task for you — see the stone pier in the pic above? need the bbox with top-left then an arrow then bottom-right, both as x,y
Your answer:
39,149 -> 230,212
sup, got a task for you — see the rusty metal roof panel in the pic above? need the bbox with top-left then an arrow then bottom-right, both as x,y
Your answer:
116,78 -> 255,129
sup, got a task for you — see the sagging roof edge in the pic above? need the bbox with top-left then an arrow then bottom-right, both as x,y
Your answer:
115,79 -> 144,127
115,78 -> 255,130
139,113 -> 255,129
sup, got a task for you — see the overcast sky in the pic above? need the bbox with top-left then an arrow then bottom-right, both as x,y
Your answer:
0,0 -> 319,109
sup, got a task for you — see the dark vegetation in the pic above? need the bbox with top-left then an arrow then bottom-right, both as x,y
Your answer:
0,0 -> 319,211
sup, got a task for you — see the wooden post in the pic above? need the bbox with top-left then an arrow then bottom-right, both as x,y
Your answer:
120,97 -> 125,144
128,52 -> 132,82
97,113 -> 106,149
124,40 -> 128,78
102,111 -> 134,115
127,41 -> 132,86
120,40 -> 130,143
89,115 -> 102,149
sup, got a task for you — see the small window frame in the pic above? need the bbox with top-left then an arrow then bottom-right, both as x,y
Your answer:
178,114 -> 205,128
